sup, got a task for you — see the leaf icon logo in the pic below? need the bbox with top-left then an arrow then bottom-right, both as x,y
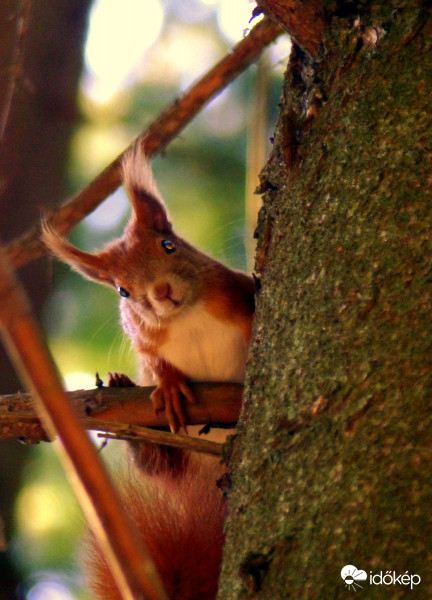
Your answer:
341,565 -> 367,591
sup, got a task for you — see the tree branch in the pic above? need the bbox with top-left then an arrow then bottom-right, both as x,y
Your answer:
91,421 -> 224,457
255,0 -> 325,55
6,16 -> 283,269
0,382 -> 243,446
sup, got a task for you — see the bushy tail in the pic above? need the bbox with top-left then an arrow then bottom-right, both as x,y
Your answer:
82,457 -> 227,600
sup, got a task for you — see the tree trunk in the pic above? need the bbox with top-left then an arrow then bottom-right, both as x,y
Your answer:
219,2 -> 432,599
0,1 -> 91,596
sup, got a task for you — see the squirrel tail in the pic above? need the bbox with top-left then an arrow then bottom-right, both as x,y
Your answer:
81,454 -> 227,600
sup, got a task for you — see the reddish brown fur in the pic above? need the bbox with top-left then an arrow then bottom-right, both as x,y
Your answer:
201,265 -> 255,339
82,456 -> 227,600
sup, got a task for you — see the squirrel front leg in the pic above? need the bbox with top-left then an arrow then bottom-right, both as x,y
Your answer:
146,356 -> 196,433
106,359 -> 194,433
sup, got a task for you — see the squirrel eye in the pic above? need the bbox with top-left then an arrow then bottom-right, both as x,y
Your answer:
161,239 -> 176,254
116,286 -> 130,298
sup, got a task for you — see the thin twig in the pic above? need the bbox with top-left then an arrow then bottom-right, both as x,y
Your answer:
0,246 -> 168,600
91,420 -> 223,456
7,16 -> 283,268
0,0 -> 32,140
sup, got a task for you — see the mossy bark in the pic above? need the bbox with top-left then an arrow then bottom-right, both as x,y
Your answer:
219,2 -> 432,599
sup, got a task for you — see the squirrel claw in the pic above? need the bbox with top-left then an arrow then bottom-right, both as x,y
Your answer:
151,378 -> 194,433
108,372 -> 136,388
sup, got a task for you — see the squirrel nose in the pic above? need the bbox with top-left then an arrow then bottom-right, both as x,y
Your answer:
154,282 -> 172,302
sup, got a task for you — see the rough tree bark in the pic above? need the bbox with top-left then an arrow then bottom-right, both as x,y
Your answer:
219,1 -> 431,599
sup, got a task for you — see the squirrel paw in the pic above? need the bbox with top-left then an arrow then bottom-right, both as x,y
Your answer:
108,372 -> 136,387
151,373 -> 195,433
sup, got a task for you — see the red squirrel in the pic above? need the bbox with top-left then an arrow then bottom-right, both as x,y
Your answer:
42,143 -> 255,599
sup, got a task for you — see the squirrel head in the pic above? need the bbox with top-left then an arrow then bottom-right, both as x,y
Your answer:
41,145 -> 206,323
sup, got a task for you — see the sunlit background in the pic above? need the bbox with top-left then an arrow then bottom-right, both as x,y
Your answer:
12,1 -> 290,597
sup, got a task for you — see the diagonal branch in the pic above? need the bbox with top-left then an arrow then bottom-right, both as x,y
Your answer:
7,16 -> 283,269
254,0 -> 325,55
0,246 -> 168,600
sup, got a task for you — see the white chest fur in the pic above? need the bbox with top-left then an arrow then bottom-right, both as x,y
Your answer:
159,302 -> 249,383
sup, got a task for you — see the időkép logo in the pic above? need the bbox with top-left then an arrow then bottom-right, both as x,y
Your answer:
341,564 -> 421,592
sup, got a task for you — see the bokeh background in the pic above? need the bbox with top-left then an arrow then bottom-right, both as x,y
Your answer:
1,1 -> 290,598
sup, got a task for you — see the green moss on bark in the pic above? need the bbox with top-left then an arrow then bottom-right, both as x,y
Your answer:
219,3 -> 432,599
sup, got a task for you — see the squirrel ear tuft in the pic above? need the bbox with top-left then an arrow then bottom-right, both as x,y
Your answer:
41,222 -> 115,286
128,187 -> 172,233
122,143 -> 172,233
